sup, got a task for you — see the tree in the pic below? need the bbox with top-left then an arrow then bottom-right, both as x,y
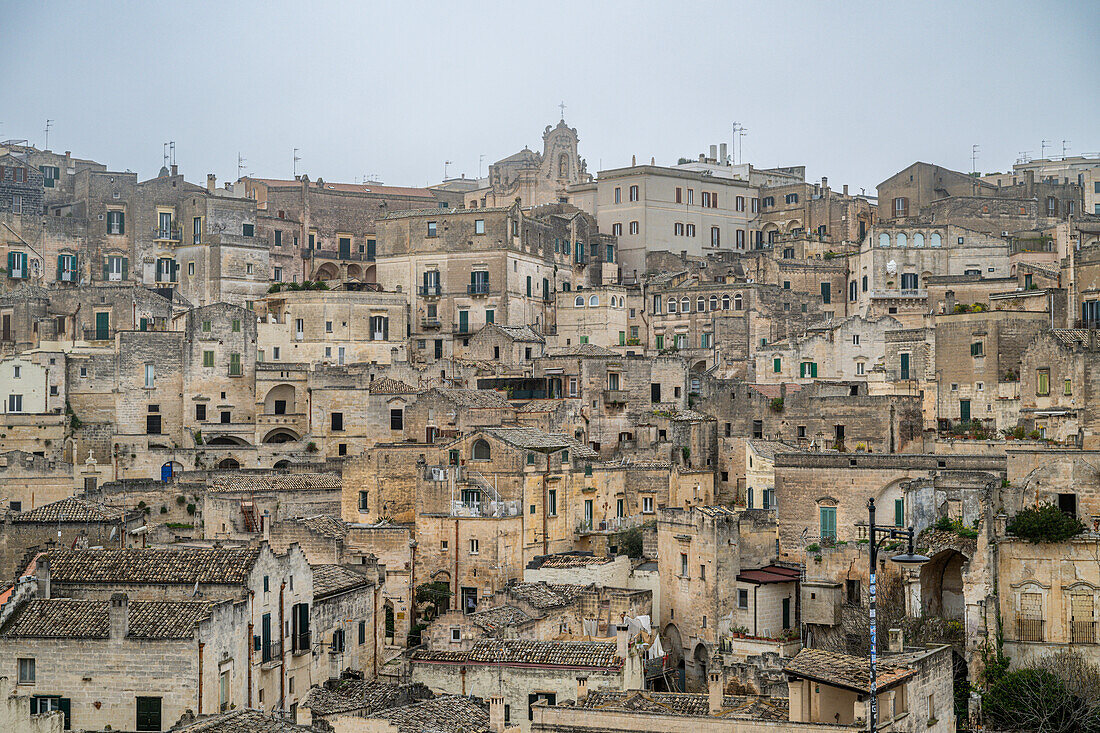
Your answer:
1007,502 -> 1086,543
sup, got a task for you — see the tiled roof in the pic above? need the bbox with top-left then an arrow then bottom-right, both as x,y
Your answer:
575,690 -> 788,720
208,472 -> 340,493
746,439 -> 797,461
492,324 -> 546,343
481,426 -> 599,459
13,497 -> 125,523
528,552 -> 612,570
783,648 -> 916,693
173,708 -> 307,732
0,599 -> 214,639
413,639 -> 621,670
736,565 -> 801,585
434,388 -> 511,408
379,205 -> 511,220
695,506 -> 738,517
366,695 -> 490,733
300,680 -> 427,717
507,582 -> 588,610
469,604 -> 532,633
368,377 -> 419,394
546,343 -> 618,357
1050,329 -> 1095,347
45,547 -> 260,585
292,514 -> 348,539
667,409 -> 711,422
312,564 -> 372,598
248,177 -> 435,199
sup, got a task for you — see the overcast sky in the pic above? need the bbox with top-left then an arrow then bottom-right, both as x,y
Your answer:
2,0 -> 1096,194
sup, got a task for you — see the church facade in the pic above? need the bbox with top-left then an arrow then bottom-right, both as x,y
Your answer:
465,119 -> 592,209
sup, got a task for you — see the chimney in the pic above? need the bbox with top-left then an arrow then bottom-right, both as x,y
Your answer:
109,593 -> 129,638
206,174 -> 216,193
945,290 -> 956,313
170,164 -> 178,177
843,184 -> 849,196
489,695 -> 506,732
36,556 -> 51,598
821,176 -> 828,190
576,675 -> 589,701
263,510 -> 271,543
709,145 -> 718,161
631,155 -> 636,166
888,628 -> 904,653
698,153 -> 705,162
65,151 -> 71,160
720,143 -> 727,163
615,624 -> 629,660
708,669 -> 723,715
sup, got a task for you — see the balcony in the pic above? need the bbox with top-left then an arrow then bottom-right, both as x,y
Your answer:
603,389 -> 629,405
153,225 -> 182,242
302,248 -> 372,262
468,283 -> 490,296
420,317 -> 442,330
261,638 -> 282,666
418,285 -> 442,297
1017,617 -> 1044,642
82,328 -> 114,341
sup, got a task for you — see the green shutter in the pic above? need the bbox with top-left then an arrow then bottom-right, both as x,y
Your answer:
121,257 -> 129,281
800,362 -> 806,378
118,213 -> 124,235
56,255 -> 63,282
773,358 -> 781,373
656,335 -> 663,350
7,251 -> 13,274
811,363 -> 818,378
895,498 -> 904,527
103,257 -> 109,280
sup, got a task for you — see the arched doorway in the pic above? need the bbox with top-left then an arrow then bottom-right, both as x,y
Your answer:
273,460 -> 290,470
217,457 -> 240,470
315,263 -> 339,281
160,461 -> 182,482
689,642 -> 710,692
661,623 -> 685,692
920,549 -> 967,619
264,384 -> 296,415
384,601 -> 396,645
346,263 -> 362,280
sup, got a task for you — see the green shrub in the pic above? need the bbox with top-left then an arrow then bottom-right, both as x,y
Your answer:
1007,502 -> 1086,543
805,543 -> 820,553
1027,430 -> 1042,440
267,283 -> 282,293
186,503 -> 197,516
769,397 -> 784,412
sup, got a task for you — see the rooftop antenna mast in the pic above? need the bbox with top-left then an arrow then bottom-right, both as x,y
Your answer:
44,119 -> 53,150
163,143 -> 170,169
732,122 -> 747,165
1062,140 -> 1070,159
1017,150 -> 1032,165
478,154 -> 485,179
293,148 -> 300,177
1041,140 -> 1049,160
237,152 -> 246,180
169,141 -> 175,166
971,144 -> 980,174
444,160 -> 452,179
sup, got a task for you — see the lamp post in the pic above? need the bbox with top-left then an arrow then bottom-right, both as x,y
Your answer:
866,497 -> 929,731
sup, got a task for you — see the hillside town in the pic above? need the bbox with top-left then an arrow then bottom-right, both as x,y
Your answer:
0,122 -> 1099,733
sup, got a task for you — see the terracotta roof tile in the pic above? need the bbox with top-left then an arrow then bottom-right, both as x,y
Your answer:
13,497 -> 126,523
368,377 -> 419,394
173,708 -> 306,732
208,473 -> 340,493
783,647 -> 915,693
45,548 -> 259,585
365,695 -> 490,733
576,690 -> 788,720
414,639 -> 620,670
300,680 -> 430,717
0,599 -> 214,639
468,604 -> 532,633
311,564 -> 372,598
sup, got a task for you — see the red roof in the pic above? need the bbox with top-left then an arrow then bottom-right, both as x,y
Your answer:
737,565 -> 800,584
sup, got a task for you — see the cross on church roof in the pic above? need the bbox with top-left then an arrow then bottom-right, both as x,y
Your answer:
558,101 -> 566,120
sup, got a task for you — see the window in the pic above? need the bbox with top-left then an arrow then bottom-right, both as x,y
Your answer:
330,412 -> 344,431
710,226 -> 720,247
819,506 -> 837,540
1037,369 -> 1050,396
195,403 -> 206,421
469,538 -> 479,554
642,496 -> 653,513
629,221 -> 639,235
846,579 -> 861,606
893,197 -> 909,217
773,357 -> 782,373
895,498 -> 904,527
612,222 -> 622,236
144,364 -> 155,388
700,564 -> 706,580
136,697 -> 162,732
738,589 -> 749,609
1065,379 -> 1073,396
18,657 -> 34,684
733,294 -> 743,310
273,266 -> 282,282
685,223 -> 695,237
820,282 -> 831,304
680,553 -> 688,577
900,273 -> 918,290
674,222 -> 684,236
106,210 -> 125,235
229,352 -> 241,376
390,408 -> 403,431
615,187 -> 622,204
629,185 -> 639,202
427,221 -> 437,237
547,488 -> 557,516
474,219 -> 485,235
242,223 -> 254,237
473,439 -> 491,460
752,420 -> 763,439
786,193 -> 799,204
146,411 -> 161,435
970,341 -> 984,357
358,490 -> 369,512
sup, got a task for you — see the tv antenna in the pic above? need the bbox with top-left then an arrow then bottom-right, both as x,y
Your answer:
444,160 -> 453,179
478,154 -> 485,179
44,119 -> 53,150
237,153 -> 246,180
293,148 -> 301,177
1017,150 -> 1032,164
1062,140 -> 1070,159
732,122 -> 747,165
1041,140 -> 1050,160
971,144 -> 980,174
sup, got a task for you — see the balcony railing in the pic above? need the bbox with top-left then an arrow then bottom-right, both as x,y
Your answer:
153,225 -> 182,242
420,317 -> 442,329
603,389 -> 629,404
1017,617 -> 1044,642
468,283 -> 490,296
418,285 -> 442,297
262,638 -> 282,664
1072,620 -> 1096,644
303,248 -> 370,262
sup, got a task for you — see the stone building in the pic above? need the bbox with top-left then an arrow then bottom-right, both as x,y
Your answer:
756,315 -> 903,384
465,118 -> 592,210
411,636 -> 643,733
1018,329 -> 1100,446
757,177 -> 874,247
0,450 -> 75,513
463,324 -> 546,372
0,152 -> 45,217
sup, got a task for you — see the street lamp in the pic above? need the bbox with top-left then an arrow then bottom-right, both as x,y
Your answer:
866,497 -> 929,731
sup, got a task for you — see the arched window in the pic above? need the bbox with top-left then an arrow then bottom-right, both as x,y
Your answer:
709,295 -> 718,311
913,233 -> 924,248
680,297 -> 690,313
472,439 -> 491,461
697,296 -> 706,312
667,297 -> 677,313
930,233 -> 942,247
897,232 -> 907,247
734,293 -> 743,311
879,233 -> 890,248
721,295 -> 731,310
574,296 -> 584,307
589,295 -> 599,307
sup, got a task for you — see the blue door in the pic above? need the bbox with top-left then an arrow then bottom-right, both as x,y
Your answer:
161,463 -> 173,482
